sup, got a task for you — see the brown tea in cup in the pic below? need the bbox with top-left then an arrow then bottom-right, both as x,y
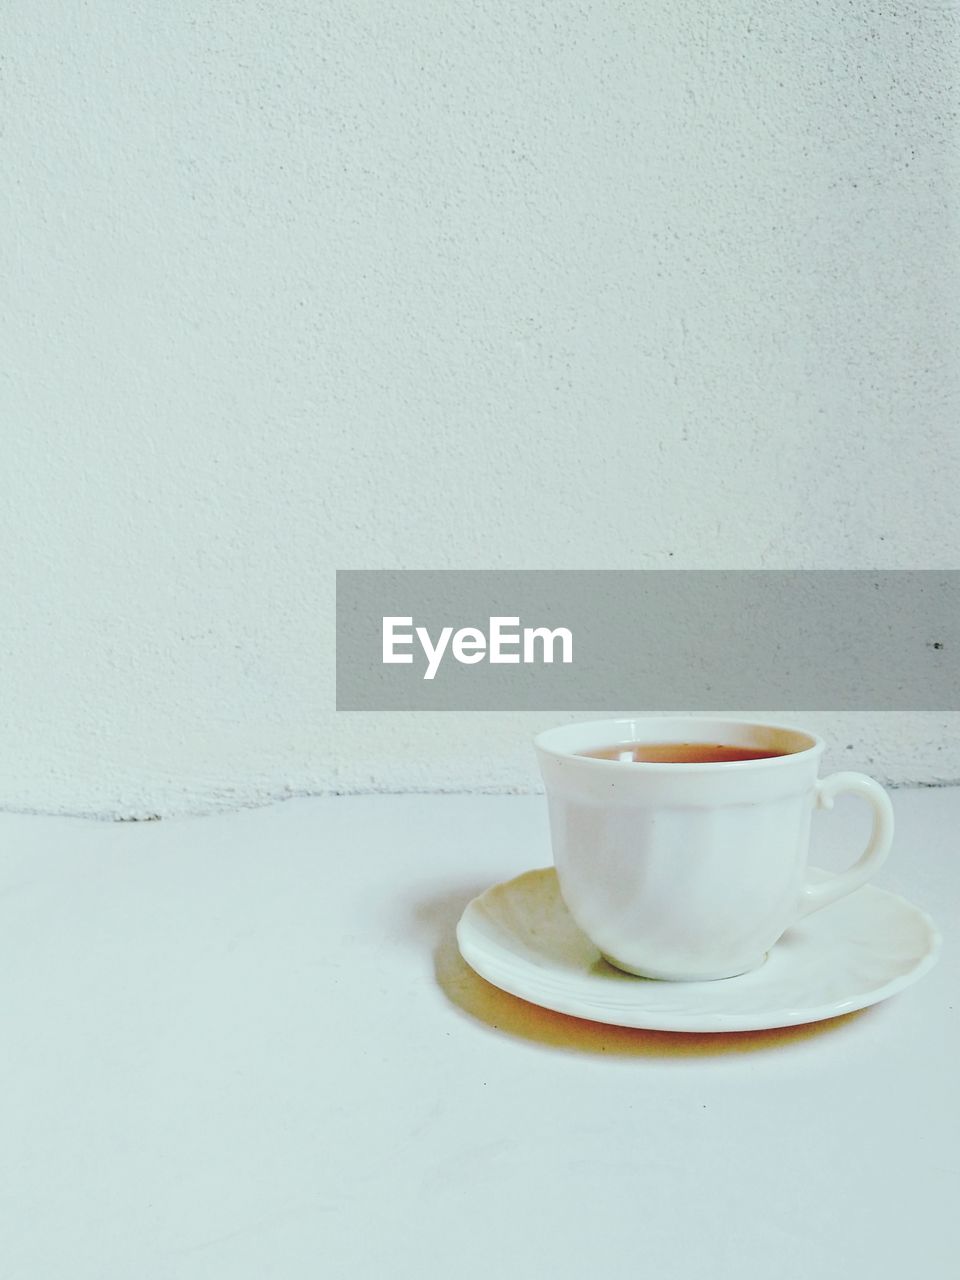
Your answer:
578,742 -> 792,764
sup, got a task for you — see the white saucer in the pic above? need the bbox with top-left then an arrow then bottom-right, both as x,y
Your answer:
456,867 -> 940,1033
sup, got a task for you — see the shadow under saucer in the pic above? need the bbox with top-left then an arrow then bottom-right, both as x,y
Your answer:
410,881 -> 875,1060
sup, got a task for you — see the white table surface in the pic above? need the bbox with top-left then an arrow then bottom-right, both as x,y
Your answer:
1,789 -> 957,1279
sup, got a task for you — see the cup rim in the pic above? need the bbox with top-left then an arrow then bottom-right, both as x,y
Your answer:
534,716 -> 825,770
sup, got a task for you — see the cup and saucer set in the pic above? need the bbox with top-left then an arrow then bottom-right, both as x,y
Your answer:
457,719 -> 940,1033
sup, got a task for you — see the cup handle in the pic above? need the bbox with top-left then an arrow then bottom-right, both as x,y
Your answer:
798,772 -> 894,918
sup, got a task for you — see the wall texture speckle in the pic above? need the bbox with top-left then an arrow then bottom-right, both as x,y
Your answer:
1,3 -> 958,816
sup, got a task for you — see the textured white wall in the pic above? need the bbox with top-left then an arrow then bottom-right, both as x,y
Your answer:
1,3 -> 958,817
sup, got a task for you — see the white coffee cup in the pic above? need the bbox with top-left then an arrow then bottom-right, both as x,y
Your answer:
535,717 -> 894,981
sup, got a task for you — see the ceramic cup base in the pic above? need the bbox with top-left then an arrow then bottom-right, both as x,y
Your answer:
600,950 -> 768,982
